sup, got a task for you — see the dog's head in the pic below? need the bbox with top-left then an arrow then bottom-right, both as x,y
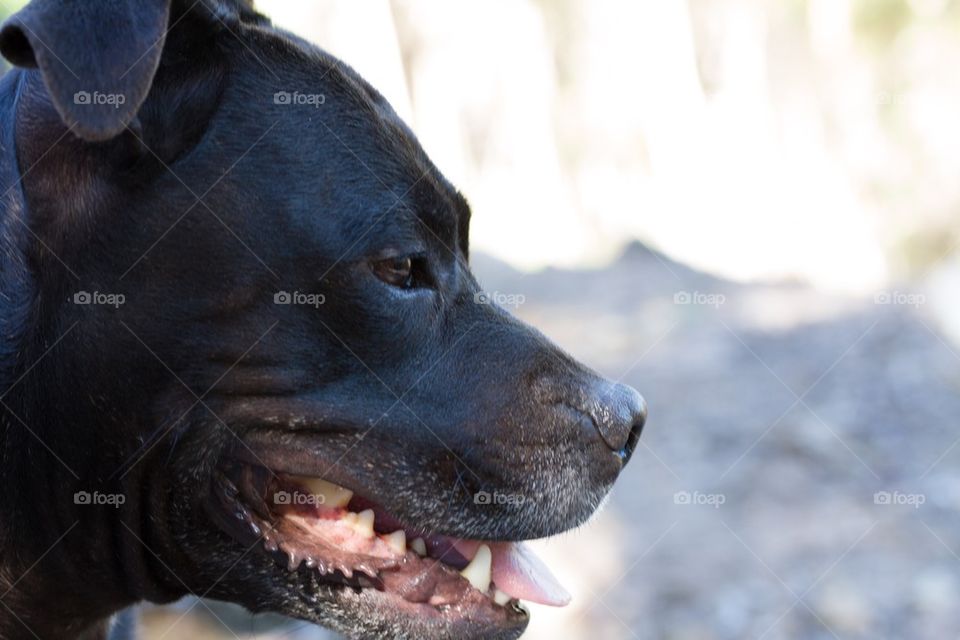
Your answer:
0,1 -> 646,638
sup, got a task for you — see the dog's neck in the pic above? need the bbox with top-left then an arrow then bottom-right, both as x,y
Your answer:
0,70 -> 142,640
0,451 -> 134,640
0,594 -> 113,640
0,74 -> 34,398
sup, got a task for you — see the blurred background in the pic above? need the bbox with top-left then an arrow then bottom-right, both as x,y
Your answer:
7,0 -> 960,637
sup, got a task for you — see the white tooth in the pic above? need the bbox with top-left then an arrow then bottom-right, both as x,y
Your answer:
493,589 -> 511,606
383,530 -> 406,554
299,477 -> 353,509
410,537 -> 427,557
352,509 -> 375,538
459,544 -> 492,593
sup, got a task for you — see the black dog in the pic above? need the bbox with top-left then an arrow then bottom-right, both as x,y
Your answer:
0,1 -> 646,638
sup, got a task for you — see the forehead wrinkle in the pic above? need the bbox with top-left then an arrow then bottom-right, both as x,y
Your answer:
336,199 -> 424,257
452,190 -> 471,230
404,172 -> 464,253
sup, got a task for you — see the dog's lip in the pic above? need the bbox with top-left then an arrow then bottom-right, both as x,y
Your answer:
213,458 -> 571,606
340,585 -> 530,638
213,433 -> 573,633
228,429 -> 485,537
207,462 -> 537,637
227,434 -> 379,511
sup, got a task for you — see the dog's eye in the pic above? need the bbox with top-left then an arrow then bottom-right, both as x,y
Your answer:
372,256 -> 414,288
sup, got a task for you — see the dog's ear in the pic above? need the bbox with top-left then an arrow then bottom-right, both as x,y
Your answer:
0,0 -> 172,142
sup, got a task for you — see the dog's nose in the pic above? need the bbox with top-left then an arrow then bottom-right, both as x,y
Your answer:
594,382 -> 647,463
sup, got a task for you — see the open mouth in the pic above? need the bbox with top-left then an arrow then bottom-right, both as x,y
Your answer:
209,455 -> 571,634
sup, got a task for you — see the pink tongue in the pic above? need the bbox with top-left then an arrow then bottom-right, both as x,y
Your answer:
450,540 -> 571,607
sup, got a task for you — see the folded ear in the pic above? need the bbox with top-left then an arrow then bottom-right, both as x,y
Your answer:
0,0 -> 172,142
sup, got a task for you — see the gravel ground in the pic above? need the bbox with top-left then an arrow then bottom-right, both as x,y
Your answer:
141,244 -> 960,639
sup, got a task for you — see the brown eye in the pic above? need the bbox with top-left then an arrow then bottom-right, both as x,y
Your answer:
373,256 -> 414,288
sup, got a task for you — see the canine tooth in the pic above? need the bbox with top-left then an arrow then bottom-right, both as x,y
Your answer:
299,477 -> 353,508
352,509 -> 375,538
493,589 -> 511,606
460,544 -> 492,593
357,563 -> 379,580
384,530 -> 406,554
410,537 -> 427,557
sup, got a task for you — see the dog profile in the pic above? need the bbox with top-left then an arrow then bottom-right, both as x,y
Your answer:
0,1 -> 646,638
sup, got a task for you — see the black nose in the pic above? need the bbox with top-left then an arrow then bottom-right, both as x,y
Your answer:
593,382 -> 647,463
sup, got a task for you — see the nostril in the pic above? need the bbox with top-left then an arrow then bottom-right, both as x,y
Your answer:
595,382 -> 646,463
620,396 -> 647,463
